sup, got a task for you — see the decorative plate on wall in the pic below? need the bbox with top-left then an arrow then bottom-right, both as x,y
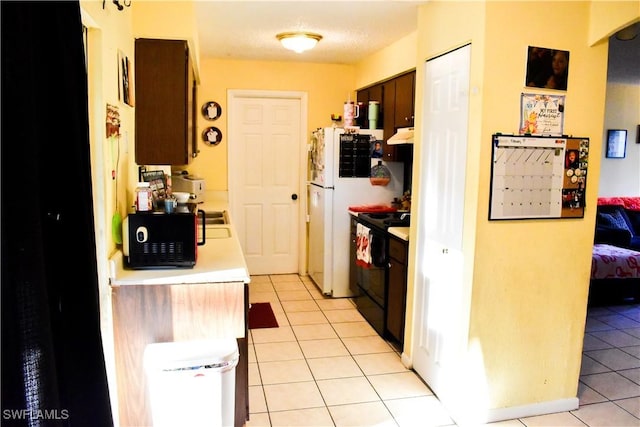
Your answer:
202,127 -> 222,146
202,101 -> 221,121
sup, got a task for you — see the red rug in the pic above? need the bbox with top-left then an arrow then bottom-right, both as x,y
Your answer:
248,302 -> 279,329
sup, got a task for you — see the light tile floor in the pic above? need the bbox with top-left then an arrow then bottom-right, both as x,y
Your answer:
246,274 -> 640,426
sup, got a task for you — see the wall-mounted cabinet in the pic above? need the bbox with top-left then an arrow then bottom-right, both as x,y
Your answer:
357,70 -> 415,162
135,38 -> 197,165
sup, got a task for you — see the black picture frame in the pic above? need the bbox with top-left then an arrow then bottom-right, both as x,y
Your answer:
525,46 -> 570,91
606,129 -> 627,158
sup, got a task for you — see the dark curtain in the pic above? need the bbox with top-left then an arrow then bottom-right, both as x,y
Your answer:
2,2 -> 113,426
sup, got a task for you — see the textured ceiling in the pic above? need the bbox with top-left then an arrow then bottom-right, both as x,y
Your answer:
194,1 -> 428,64
194,2 -> 639,84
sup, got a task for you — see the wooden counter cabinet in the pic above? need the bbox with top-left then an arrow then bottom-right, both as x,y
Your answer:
112,281 -> 249,427
386,236 -> 408,347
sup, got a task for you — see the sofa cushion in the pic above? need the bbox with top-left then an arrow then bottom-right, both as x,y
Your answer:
598,210 -> 631,231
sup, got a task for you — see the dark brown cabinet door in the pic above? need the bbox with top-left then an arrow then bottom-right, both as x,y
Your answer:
394,72 -> 415,128
357,84 -> 383,130
382,80 -> 397,161
135,39 -> 196,165
356,71 -> 415,162
386,237 -> 408,346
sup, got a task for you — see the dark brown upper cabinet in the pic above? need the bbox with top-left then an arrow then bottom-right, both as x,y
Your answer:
135,38 -> 197,165
394,72 -> 415,129
357,70 -> 415,162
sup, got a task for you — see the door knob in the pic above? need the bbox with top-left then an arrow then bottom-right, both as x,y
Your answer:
291,194 -> 298,200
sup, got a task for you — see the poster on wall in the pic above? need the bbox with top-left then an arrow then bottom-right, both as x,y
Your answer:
525,46 -> 570,91
489,134 -> 589,220
519,93 -> 565,136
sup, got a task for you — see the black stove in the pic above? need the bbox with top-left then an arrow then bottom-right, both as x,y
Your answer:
357,212 -> 411,230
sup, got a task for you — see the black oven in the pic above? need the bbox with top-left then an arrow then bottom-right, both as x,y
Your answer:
352,212 -> 410,335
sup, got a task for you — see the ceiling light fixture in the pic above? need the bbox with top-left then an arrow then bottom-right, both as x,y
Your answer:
276,32 -> 322,53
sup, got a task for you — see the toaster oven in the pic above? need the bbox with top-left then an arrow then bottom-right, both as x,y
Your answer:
123,210 -> 205,269
171,174 -> 206,203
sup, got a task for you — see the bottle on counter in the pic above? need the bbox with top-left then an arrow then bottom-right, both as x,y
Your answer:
165,174 -> 172,197
135,182 -> 153,212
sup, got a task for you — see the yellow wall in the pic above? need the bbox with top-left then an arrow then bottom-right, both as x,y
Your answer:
186,59 -> 356,188
404,0 -> 636,422
188,30 -> 419,188
600,82 -> 640,196
132,0 -> 201,78
588,1 -> 640,45
354,31 -> 418,89
80,1 -> 137,423
475,0 -> 607,408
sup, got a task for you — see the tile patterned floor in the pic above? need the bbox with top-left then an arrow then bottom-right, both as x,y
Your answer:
246,274 -> 640,426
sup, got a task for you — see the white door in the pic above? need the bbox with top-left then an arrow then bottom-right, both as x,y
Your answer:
228,91 -> 306,275
412,45 -> 471,396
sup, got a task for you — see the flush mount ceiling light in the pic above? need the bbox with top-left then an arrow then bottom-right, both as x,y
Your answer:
276,32 -> 322,53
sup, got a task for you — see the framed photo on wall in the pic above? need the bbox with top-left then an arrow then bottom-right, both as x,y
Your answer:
606,129 -> 627,158
525,46 -> 570,91
117,50 -> 134,107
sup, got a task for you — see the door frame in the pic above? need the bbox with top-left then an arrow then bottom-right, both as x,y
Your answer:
227,89 -> 308,275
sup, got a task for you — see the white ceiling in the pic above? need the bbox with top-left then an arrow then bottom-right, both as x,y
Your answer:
194,1 -> 428,64
194,2 -> 639,83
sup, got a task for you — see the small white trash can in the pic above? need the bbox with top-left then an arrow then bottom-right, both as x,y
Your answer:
143,338 -> 239,427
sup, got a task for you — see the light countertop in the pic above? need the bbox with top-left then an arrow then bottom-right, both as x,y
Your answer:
388,227 -> 410,241
109,191 -> 250,286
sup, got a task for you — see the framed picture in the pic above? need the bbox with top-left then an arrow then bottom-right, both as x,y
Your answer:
117,50 -> 134,106
606,129 -> 627,158
525,46 -> 570,91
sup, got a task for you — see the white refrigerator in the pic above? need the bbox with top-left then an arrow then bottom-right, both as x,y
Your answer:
308,127 -> 404,297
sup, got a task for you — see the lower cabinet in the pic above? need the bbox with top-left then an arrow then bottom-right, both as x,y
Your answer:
112,282 -> 249,427
387,236 -> 408,346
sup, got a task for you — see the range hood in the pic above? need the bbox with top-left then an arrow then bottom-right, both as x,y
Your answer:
387,127 -> 414,145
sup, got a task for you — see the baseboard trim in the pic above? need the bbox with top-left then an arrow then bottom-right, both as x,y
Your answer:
400,352 -> 412,369
451,397 -> 579,426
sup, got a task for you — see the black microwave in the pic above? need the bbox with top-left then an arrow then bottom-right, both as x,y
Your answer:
123,210 -> 205,269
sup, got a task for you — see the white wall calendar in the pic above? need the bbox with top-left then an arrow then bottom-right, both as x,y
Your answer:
489,134 -> 589,220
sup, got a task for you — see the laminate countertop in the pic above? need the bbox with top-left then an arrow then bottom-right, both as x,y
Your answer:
109,191 -> 250,286
388,227 -> 410,241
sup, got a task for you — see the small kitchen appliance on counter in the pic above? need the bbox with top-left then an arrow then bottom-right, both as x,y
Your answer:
123,209 -> 205,269
171,173 -> 206,203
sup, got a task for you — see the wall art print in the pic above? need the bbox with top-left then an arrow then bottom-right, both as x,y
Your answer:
520,93 -> 565,136
525,46 -> 570,91
117,50 -> 134,107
